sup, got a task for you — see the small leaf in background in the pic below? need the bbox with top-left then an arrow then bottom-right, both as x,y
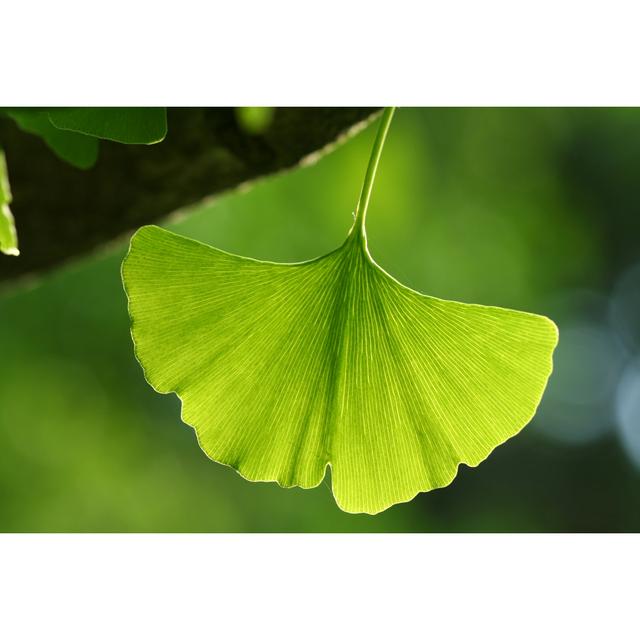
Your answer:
5,109 -> 99,169
0,150 -> 18,256
123,225 -> 557,514
235,107 -> 275,134
48,107 -> 168,144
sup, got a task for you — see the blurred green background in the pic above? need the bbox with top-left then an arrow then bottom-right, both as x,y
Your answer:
1,108 -> 640,532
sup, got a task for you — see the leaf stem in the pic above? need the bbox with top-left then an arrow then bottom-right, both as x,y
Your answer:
353,107 -> 396,237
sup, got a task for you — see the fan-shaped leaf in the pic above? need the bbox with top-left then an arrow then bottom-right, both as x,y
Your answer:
48,108 -> 167,144
123,225 -> 557,514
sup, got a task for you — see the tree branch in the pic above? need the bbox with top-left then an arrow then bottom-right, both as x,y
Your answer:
0,107 -> 379,286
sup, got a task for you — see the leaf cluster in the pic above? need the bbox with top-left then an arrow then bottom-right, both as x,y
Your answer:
1,107 -> 168,169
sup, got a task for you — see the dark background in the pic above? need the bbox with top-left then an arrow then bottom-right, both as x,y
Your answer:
1,108 -> 639,531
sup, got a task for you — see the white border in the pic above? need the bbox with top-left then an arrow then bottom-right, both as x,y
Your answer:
2,1 -> 640,105
0,534 -> 636,639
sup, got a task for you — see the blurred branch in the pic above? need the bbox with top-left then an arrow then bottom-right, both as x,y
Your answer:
0,107 -> 379,286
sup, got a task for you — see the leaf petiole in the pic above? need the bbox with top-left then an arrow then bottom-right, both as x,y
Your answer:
353,106 -> 396,238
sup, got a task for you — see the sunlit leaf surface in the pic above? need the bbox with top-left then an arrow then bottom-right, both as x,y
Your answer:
48,108 -> 167,144
0,150 -> 18,256
123,225 -> 557,514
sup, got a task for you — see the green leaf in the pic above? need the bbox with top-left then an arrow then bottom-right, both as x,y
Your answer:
122,225 -> 558,514
5,109 -> 99,169
0,150 -> 19,256
48,108 -> 167,144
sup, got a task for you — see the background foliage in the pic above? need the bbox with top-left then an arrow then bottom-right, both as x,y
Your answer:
1,108 -> 639,531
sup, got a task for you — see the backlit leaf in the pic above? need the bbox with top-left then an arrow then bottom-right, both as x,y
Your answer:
123,224 -> 558,514
48,108 -> 167,144
0,150 -> 18,256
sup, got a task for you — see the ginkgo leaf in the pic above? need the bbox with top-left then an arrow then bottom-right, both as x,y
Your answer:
48,108 -> 167,144
123,108 -> 558,514
0,149 -> 19,256
5,109 -> 99,169
122,224 -> 558,514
